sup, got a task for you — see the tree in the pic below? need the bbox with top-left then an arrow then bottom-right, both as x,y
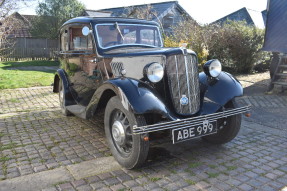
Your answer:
164,20 -> 209,65
122,5 -> 157,21
0,0 -> 33,58
120,5 -> 165,35
31,0 -> 85,39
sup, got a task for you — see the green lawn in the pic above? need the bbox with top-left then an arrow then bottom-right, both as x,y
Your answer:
0,60 -> 59,89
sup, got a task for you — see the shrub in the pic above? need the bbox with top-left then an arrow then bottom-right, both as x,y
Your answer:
163,20 -> 209,65
207,20 -> 266,73
164,20 -> 267,74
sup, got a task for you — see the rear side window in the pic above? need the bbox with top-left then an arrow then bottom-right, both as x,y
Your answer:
60,29 -> 69,51
69,27 -> 93,51
60,25 -> 93,52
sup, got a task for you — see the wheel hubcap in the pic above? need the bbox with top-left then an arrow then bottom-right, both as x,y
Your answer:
112,120 -> 126,146
110,110 -> 133,156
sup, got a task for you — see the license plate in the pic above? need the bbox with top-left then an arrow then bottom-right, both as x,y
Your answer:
172,120 -> 217,144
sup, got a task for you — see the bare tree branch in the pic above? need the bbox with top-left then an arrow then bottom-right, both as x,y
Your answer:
0,0 -> 34,59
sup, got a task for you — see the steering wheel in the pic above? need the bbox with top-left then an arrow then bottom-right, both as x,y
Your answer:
104,41 -> 118,47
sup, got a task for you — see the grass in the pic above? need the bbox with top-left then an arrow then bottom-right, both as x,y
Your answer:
0,142 -> 18,151
207,172 -> 219,178
0,156 -> 11,162
0,132 -> 6,137
9,98 -> 20,103
149,177 -> 161,182
0,60 -> 59,89
188,162 -> 203,169
170,169 -> 176,174
208,164 -> 217,169
226,165 -> 237,171
185,179 -> 196,185
1,60 -> 59,68
184,169 -> 196,176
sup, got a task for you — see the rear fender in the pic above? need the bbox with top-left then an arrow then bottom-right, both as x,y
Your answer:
53,69 -> 76,106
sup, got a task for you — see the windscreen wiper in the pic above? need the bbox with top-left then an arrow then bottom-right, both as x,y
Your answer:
115,22 -> 124,41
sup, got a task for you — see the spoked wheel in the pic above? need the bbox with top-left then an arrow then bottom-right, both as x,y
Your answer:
202,99 -> 241,144
105,96 -> 149,169
58,79 -> 71,116
110,110 -> 133,156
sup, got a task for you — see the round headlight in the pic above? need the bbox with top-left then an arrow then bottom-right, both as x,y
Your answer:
144,62 -> 164,83
203,59 -> 222,77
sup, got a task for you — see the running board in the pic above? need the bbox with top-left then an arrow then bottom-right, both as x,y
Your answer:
66,105 -> 87,119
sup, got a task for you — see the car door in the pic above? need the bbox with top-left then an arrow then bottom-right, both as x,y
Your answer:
60,24 -> 102,106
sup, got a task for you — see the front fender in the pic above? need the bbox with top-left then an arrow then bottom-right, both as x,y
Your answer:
86,78 -> 176,120
199,71 -> 243,114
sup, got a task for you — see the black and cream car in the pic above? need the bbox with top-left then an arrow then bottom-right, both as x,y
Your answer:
53,17 -> 250,169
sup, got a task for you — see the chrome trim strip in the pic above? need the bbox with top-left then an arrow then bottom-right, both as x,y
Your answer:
174,55 -> 182,112
184,55 -> 192,113
189,56 -> 196,110
133,105 -> 251,134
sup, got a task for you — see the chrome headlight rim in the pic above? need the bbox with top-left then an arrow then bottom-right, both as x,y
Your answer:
144,62 -> 164,83
203,59 -> 222,78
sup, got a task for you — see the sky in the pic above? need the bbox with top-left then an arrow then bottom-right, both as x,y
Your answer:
17,0 -> 268,24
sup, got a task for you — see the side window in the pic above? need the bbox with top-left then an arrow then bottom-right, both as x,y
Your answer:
140,29 -> 160,46
69,26 -> 93,51
61,29 -> 69,51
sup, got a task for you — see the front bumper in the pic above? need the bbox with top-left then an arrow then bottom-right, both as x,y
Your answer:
133,105 -> 251,134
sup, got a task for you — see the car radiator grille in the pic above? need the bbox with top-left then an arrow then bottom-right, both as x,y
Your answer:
110,62 -> 124,77
166,54 -> 200,115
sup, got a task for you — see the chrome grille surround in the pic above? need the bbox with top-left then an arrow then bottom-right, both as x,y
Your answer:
166,53 -> 200,115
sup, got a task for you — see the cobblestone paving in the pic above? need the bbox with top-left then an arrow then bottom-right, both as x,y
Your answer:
0,87 -> 110,180
238,95 -> 287,108
0,87 -> 287,191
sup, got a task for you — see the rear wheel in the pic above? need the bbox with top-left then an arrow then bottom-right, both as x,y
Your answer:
58,79 -> 71,116
202,99 -> 241,144
104,96 -> 149,169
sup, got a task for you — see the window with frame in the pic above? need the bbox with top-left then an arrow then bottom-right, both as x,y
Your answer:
96,24 -> 162,48
69,26 -> 93,51
61,29 -> 69,51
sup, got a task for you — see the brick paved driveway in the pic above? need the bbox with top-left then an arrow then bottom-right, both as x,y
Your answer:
0,87 -> 286,191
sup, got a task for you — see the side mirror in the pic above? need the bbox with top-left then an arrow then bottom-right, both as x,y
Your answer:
82,26 -> 90,36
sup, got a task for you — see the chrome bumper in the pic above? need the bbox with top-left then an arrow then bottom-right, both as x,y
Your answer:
133,105 -> 251,134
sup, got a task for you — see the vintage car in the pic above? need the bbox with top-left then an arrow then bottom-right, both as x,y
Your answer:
53,17 -> 251,169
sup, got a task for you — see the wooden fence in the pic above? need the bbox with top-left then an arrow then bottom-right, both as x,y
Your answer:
0,38 -> 59,61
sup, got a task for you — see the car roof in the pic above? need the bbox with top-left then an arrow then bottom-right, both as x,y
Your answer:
62,17 -> 160,27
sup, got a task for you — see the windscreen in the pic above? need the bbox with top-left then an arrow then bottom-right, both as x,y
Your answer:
95,23 -> 162,49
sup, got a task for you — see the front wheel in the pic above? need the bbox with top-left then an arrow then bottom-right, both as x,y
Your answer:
202,99 -> 241,144
104,96 -> 149,169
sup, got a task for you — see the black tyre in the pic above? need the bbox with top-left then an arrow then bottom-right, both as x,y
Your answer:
58,79 -> 71,116
202,99 -> 241,144
104,96 -> 149,169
